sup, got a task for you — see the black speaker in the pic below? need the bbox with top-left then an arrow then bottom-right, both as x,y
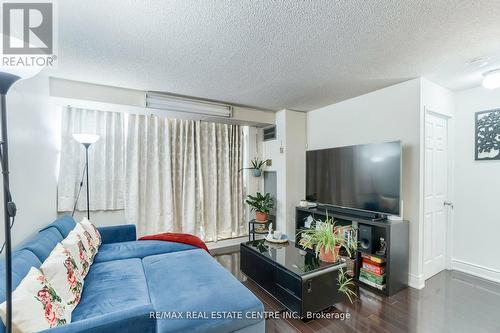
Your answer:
359,225 -> 373,253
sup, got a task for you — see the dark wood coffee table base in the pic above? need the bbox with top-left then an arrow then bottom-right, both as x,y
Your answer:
240,241 -> 346,318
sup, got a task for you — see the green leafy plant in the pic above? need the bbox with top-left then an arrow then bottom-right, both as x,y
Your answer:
245,192 -> 274,214
239,158 -> 270,177
343,227 -> 358,258
297,214 -> 345,259
338,267 -> 357,303
250,158 -> 269,170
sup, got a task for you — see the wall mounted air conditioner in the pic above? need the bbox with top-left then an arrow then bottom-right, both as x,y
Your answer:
146,92 -> 232,118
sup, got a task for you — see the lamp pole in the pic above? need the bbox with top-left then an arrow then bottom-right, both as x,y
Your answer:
84,144 -> 90,220
0,72 -> 22,333
71,134 -> 99,221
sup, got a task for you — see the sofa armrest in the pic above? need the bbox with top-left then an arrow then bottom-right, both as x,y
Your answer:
98,224 -> 136,244
40,304 -> 155,333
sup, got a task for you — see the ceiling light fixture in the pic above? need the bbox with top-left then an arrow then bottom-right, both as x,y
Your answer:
482,69 -> 500,89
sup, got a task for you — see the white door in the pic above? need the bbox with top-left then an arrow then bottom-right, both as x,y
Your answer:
423,112 -> 450,280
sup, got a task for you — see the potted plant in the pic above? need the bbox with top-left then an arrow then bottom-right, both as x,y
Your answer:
240,158 -> 269,177
339,227 -> 358,277
246,192 -> 274,222
297,215 -> 345,263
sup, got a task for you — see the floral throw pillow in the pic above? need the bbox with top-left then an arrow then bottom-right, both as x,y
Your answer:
0,267 -> 71,332
61,231 -> 91,278
40,243 -> 84,310
79,218 -> 102,247
74,223 -> 98,263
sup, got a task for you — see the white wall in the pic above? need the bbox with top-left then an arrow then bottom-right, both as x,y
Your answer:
0,75 -> 58,247
263,111 -> 286,232
263,110 -> 307,236
284,111 -> 307,236
307,78 -> 423,288
452,87 -> 500,283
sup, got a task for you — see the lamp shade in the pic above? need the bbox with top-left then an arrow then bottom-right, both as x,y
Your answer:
72,133 -> 100,145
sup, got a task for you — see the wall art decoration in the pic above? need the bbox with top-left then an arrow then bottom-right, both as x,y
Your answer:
475,109 -> 500,160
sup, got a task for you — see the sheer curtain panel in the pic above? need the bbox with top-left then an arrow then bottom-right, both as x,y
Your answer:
125,115 -> 245,241
58,107 -> 125,212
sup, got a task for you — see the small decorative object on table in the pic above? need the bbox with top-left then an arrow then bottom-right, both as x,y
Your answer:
265,231 -> 288,244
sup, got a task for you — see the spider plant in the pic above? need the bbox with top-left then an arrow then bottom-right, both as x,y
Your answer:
250,158 -> 268,170
338,268 -> 357,303
297,214 -> 345,262
343,227 -> 358,258
240,158 -> 270,177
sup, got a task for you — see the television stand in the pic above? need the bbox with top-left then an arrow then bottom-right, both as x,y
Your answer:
295,206 -> 409,296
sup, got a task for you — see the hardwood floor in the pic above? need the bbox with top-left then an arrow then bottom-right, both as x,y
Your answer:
213,249 -> 500,333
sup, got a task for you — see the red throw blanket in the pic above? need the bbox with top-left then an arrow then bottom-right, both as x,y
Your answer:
139,232 -> 209,253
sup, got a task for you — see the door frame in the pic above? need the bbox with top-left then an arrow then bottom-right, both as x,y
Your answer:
423,108 -> 454,278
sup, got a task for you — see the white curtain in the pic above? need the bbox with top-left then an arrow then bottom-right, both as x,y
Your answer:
125,115 -> 245,241
58,107 -> 125,212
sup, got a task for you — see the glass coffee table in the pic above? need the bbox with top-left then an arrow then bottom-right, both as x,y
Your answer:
240,239 -> 346,318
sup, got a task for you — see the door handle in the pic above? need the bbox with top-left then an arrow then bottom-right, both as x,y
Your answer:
443,201 -> 454,209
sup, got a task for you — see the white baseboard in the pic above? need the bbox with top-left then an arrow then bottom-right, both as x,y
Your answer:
451,259 -> 500,284
408,273 -> 425,289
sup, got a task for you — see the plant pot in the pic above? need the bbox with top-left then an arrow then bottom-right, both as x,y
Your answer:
319,245 -> 341,263
255,211 -> 268,222
252,169 -> 262,177
340,256 -> 356,276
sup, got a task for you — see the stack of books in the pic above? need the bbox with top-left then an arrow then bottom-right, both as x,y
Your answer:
359,253 -> 386,291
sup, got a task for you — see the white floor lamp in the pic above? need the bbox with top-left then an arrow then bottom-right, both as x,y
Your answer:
71,133 -> 100,220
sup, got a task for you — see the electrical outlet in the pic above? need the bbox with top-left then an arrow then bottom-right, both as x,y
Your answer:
266,159 -> 272,166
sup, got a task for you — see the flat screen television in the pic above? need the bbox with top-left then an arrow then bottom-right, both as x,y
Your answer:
306,140 -> 401,216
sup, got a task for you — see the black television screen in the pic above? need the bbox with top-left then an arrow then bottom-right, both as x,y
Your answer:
306,141 -> 401,215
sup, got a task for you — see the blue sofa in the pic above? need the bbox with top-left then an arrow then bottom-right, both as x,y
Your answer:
0,216 -> 264,333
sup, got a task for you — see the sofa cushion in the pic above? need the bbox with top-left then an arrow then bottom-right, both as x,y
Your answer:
142,250 -> 264,333
40,243 -> 84,310
0,267 -> 72,332
71,258 -> 151,321
94,240 -> 196,263
0,249 -> 42,304
41,216 -> 76,238
18,228 -> 64,262
62,231 -> 91,278
79,218 -> 101,246
74,224 -> 98,263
